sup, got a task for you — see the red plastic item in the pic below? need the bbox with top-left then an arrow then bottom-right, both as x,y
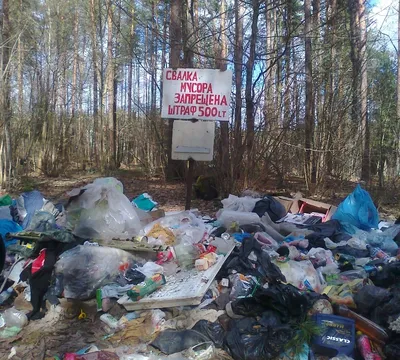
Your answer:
31,249 -> 46,274
156,249 -> 174,264
64,351 -> 119,360
357,333 -> 382,360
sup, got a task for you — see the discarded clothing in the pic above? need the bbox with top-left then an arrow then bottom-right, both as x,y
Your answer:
252,195 -> 286,222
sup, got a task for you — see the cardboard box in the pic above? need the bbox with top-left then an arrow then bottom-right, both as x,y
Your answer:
274,196 -> 295,213
290,198 -> 337,222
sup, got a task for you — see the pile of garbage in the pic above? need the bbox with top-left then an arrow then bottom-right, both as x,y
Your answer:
1,179 -> 400,360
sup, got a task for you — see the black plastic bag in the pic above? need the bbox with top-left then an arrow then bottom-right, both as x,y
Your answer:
224,319 -> 293,360
354,285 -> 391,316
385,339 -> 400,360
230,283 -> 310,322
371,287 -> 400,327
192,320 -> 225,348
258,310 -> 282,328
254,283 -> 310,321
220,236 -> 286,283
151,329 -> 209,354
252,196 -> 286,222
370,262 -> 400,288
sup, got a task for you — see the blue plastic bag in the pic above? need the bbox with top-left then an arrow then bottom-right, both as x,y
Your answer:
0,219 -> 23,247
333,185 -> 379,231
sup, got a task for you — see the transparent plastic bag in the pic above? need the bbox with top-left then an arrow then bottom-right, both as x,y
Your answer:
354,228 -> 398,256
221,194 -> 259,212
3,308 -> 28,328
216,210 -> 260,227
276,260 -> 323,293
142,211 -> 206,245
55,245 -> 142,299
137,262 -> 164,278
66,177 -> 142,240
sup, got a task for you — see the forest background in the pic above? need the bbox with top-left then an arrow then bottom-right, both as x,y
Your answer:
1,0 -> 400,213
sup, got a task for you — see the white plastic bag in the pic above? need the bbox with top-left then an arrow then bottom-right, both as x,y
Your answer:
66,177 -> 142,240
276,260 -> 324,293
137,262 -> 164,278
3,308 -> 28,328
141,211 -> 206,245
216,210 -> 260,227
221,194 -> 260,212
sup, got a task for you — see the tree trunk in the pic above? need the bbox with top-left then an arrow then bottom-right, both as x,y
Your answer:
107,0 -> 115,168
244,0 -> 260,187
397,0 -> 400,174
1,0 -> 12,187
89,0 -> 99,165
359,0 -> 369,181
166,0 -> 184,180
233,0 -> 244,183
304,0 -> 314,189
218,0 -> 230,195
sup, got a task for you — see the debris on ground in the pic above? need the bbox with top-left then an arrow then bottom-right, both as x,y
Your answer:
0,178 -> 399,359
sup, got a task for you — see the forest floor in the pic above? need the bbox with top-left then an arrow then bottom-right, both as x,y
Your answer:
12,167 -> 400,219
1,168 -> 399,358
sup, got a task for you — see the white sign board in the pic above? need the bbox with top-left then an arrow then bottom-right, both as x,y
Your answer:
161,68 -> 232,121
172,120 -> 215,161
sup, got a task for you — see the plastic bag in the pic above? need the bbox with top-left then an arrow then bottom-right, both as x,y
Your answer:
354,285 -> 390,316
151,329 -> 210,354
137,262 -> 164,278
191,320 -> 225,348
55,245 -> 141,299
276,260 -> 324,293
332,185 -> 379,230
27,211 -> 56,232
385,339 -> 400,360
229,273 -> 258,300
221,194 -> 260,212
216,210 -> 260,227
141,211 -> 206,245
3,308 -> 28,328
353,228 -> 398,256
66,177 -> 142,240
225,318 -> 293,360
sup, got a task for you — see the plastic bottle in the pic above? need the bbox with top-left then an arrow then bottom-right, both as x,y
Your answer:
0,288 -> 13,305
356,332 -> 382,360
335,305 -> 388,345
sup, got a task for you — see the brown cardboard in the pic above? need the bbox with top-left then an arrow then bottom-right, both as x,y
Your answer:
274,196 -> 295,213
149,209 -> 165,221
290,198 -> 337,222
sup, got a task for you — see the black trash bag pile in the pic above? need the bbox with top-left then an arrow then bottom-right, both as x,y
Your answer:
229,283 -> 311,322
220,236 -> 286,283
225,317 -> 293,360
151,320 -> 224,354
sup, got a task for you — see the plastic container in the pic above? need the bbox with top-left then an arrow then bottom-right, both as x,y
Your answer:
357,332 -> 382,360
0,288 -> 13,305
312,314 -> 355,358
335,305 -> 388,345
127,273 -> 166,301
99,313 -> 119,329
211,236 -> 235,255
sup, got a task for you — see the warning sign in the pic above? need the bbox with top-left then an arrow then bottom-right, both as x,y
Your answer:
161,68 -> 232,121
